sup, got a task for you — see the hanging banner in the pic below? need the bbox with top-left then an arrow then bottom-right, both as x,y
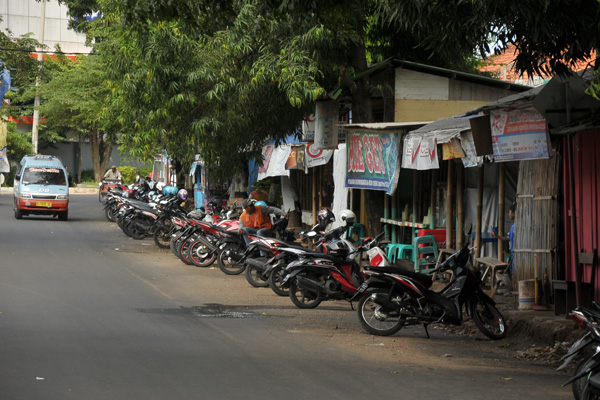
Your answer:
459,131 -> 482,168
0,145 -> 9,173
401,134 -> 439,170
306,142 -> 333,168
346,131 -> 400,194
490,107 -> 551,161
286,145 -> 306,171
302,114 -> 316,141
257,145 -> 291,181
314,100 -> 339,150
442,137 -> 466,160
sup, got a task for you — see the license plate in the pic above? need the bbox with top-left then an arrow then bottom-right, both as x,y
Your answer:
36,201 -> 52,207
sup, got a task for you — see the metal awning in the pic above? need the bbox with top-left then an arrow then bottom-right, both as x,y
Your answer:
407,116 -> 474,143
342,121 -> 432,131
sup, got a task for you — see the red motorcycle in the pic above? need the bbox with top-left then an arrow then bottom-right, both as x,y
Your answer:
279,232 -> 386,309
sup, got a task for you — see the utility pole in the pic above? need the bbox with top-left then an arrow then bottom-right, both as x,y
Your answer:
31,0 -> 47,154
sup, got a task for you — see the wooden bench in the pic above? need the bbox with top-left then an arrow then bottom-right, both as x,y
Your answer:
474,257 -> 510,298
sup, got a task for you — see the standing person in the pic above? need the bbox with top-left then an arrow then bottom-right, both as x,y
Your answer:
135,171 -> 141,184
238,198 -> 287,244
491,201 -> 516,294
103,165 -> 123,182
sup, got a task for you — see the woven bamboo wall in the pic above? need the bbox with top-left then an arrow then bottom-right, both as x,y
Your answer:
514,151 -> 561,282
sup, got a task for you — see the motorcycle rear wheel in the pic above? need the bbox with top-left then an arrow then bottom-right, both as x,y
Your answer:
357,289 -> 405,336
124,219 -> 148,240
268,265 -> 289,296
187,240 -> 217,267
470,297 -> 507,340
289,275 -> 322,309
218,243 -> 246,275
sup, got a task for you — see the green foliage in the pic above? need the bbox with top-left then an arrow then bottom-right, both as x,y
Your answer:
118,165 -> 153,185
6,123 -> 33,162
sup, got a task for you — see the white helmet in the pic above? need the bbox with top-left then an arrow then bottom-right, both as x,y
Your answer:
156,182 -> 165,193
338,209 -> 356,227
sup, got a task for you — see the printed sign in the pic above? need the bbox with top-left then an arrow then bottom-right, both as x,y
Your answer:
401,134 -> 439,170
490,107 -> 551,161
0,145 -> 9,173
314,100 -> 339,150
346,131 -> 400,194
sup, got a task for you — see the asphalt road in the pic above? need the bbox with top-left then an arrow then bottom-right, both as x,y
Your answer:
0,193 -> 573,399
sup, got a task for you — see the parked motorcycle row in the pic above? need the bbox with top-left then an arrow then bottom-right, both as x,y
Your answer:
100,184 -> 508,342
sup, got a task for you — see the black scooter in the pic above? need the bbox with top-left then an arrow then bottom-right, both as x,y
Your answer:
557,303 -> 600,399
352,243 -> 508,339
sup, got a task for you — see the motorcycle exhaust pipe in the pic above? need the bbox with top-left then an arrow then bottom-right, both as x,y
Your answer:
370,293 -> 401,312
295,275 -> 324,293
244,258 -> 267,271
197,235 -> 218,252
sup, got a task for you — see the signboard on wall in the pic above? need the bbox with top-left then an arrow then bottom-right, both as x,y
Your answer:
314,100 -> 339,149
490,107 -> 551,161
345,131 -> 400,194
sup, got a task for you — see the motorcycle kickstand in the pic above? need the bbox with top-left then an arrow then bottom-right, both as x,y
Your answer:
423,323 -> 431,339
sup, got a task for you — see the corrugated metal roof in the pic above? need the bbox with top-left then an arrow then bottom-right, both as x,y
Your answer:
342,121 -> 431,131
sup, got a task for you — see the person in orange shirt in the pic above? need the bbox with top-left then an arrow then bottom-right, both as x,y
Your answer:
238,198 -> 287,244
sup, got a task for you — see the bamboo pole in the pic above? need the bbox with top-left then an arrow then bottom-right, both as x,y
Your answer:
456,163 -> 464,248
498,163 -> 506,261
384,195 -> 390,241
476,165 -> 484,258
446,160 -> 454,249
391,192 -> 398,243
312,168 -> 317,226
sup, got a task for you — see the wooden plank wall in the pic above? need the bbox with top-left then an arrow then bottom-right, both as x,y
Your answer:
514,151 -> 560,282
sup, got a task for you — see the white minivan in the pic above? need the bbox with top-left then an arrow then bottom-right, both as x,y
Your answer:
13,155 -> 69,220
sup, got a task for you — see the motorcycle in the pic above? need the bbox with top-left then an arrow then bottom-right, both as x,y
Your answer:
557,303 -> 600,399
352,242 -> 508,339
279,231 -> 386,309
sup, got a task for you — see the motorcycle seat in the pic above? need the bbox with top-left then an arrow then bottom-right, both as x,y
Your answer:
366,266 -> 433,288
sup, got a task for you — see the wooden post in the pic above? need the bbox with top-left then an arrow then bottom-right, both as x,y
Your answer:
391,192 -> 398,243
430,169 -> 437,229
412,170 -> 419,242
476,165 -> 484,258
446,161 -> 454,250
384,195 -> 390,241
498,163 -> 506,261
456,163 -> 464,248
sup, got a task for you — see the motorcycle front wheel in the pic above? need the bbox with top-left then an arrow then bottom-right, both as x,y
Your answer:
581,381 -> 600,400
357,289 -> 405,336
470,296 -> 508,340
187,240 -> 217,267
154,226 -> 172,249
268,265 -> 289,296
245,264 -> 269,287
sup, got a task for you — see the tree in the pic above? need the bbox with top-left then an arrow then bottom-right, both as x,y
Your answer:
376,0 -> 600,78
38,54 -> 119,181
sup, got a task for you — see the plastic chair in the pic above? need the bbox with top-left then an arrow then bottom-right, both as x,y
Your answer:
346,223 -> 365,243
386,243 -> 414,263
413,235 -> 439,274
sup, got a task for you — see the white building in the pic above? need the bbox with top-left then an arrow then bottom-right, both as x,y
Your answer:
0,0 -> 91,54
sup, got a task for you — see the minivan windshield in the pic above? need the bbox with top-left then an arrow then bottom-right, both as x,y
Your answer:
22,167 -> 66,186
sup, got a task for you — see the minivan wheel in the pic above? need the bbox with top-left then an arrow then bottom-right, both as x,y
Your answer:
14,207 -> 23,220
58,211 -> 68,221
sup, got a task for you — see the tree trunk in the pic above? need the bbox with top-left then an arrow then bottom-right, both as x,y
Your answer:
89,131 -> 114,182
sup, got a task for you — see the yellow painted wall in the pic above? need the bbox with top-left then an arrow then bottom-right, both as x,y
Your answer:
394,99 -> 490,122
